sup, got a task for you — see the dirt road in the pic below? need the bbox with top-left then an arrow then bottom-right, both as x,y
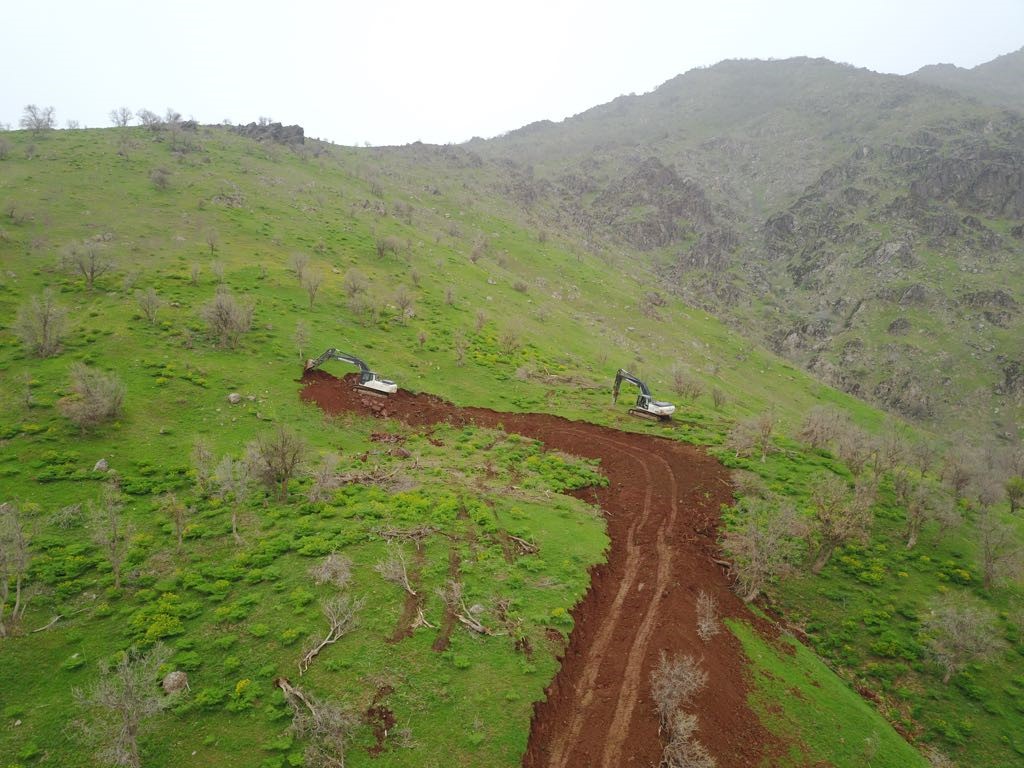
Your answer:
301,371 -> 776,767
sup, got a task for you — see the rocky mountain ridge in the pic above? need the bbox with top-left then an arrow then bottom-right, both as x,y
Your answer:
463,52 -> 1024,440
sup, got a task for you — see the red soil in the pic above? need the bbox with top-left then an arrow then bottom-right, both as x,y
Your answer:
301,371 -> 779,768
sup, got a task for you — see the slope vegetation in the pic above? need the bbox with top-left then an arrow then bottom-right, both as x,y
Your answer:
0,119 -> 1018,768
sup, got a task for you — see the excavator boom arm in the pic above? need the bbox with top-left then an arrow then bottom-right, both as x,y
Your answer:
612,368 -> 652,403
305,348 -> 373,383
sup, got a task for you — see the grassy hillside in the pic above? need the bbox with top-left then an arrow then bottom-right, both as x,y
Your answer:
0,123 -> 1018,767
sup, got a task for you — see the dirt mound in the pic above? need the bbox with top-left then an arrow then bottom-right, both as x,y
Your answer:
301,370 -> 779,767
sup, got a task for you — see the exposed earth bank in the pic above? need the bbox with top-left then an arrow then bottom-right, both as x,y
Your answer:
301,370 -> 779,767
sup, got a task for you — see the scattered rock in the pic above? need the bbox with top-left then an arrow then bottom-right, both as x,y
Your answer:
162,670 -> 190,694
887,317 -> 911,335
227,393 -> 242,404
229,121 -> 304,145
93,459 -> 109,472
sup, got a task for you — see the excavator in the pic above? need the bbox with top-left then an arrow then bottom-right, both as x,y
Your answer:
612,369 -> 676,420
304,349 -> 398,396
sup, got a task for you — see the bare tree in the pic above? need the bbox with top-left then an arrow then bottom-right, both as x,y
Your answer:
303,270 -> 323,309
942,450 -> 977,500
191,439 -> 215,496
725,414 -> 775,463
661,710 -> 716,768
342,269 -> 367,299
893,469 -> 946,549
250,425 -> 308,500
295,320 -> 309,360
977,506 -> 1023,590
290,252 -> 309,281
309,553 -> 353,589
15,290 -> 67,357
59,364 -> 126,432
873,430 -> 908,475
808,475 -> 874,574
374,543 -> 416,596
672,369 -> 703,401
89,482 -> 129,589
835,425 -> 876,477
136,109 -> 162,131
205,229 -> 218,255
299,595 -> 364,675
1007,476 -> 1024,515
162,493 -> 188,549
135,288 -> 164,324
62,241 -> 114,292
20,104 -> 55,134
275,678 -> 358,768
417,330 -> 427,349
797,406 -> 846,450
498,327 -> 520,356
695,590 -> 721,643
0,502 -> 31,637
200,290 -> 253,348
921,597 -> 1006,683
393,286 -> 414,325
189,262 -> 201,285
453,330 -> 468,367
711,387 -> 726,410
444,284 -> 455,306
649,652 -> 715,768
651,652 -> 707,730
308,454 -> 340,503
75,643 -> 174,768
722,501 -> 806,601
109,107 -> 133,128
375,235 -> 401,258
210,260 -> 225,283
475,309 -> 487,331
214,454 -> 254,544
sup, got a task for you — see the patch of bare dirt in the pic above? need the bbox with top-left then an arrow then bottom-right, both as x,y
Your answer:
387,541 -> 424,644
364,685 -> 397,757
431,545 -> 461,653
301,370 -> 781,767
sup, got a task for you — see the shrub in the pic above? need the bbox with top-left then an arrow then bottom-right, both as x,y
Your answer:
15,290 -> 67,357
58,364 -> 125,432
200,290 -> 253,348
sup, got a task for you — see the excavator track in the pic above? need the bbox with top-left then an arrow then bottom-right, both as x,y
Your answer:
355,384 -> 390,398
628,407 -> 664,421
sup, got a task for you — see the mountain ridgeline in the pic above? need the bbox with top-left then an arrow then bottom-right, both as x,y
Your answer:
461,53 -> 1024,440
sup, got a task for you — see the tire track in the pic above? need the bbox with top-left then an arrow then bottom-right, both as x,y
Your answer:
300,371 -> 779,768
599,447 -> 680,768
540,429 -> 655,768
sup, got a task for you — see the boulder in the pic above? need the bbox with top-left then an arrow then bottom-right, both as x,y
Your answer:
162,670 -> 189,694
93,459 -> 109,472
227,393 -> 242,404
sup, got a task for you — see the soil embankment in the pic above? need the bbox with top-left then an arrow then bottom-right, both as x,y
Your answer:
301,370 -> 777,767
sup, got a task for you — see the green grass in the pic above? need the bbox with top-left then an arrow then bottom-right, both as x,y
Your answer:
729,619 -> 928,767
0,124 -> 1016,767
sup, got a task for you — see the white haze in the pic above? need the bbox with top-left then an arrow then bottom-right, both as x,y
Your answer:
1,0 -> 1021,146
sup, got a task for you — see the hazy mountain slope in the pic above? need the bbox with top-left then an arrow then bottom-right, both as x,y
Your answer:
911,47 -> 1024,111
463,55 -> 1023,441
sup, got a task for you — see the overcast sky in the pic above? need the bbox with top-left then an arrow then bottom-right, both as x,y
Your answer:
2,0 -> 1021,146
